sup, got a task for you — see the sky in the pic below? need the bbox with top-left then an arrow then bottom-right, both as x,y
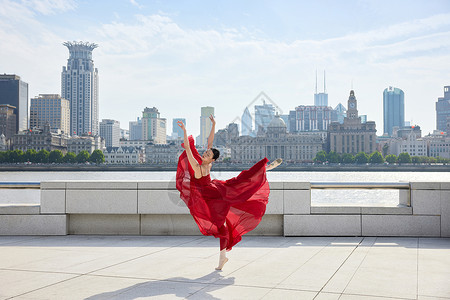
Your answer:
1,0 -> 449,137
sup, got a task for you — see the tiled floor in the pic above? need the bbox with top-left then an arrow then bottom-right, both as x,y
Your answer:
0,236 -> 449,299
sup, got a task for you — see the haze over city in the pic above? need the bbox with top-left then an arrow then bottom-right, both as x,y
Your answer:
1,0 -> 449,136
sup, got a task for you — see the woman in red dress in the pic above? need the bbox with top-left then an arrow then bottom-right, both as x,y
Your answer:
176,116 -> 282,270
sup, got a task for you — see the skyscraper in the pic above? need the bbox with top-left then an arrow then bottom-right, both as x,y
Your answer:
142,107 -> 166,144
172,118 -> 186,139
30,94 -> 70,135
61,41 -> 99,136
383,86 -> 405,136
436,86 -> 450,132
0,74 -> 28,132
241,107 -> 253,136
314,70 -> 328,106
199,106 -> 214,147
129,117 -> 142,140
99,119 -> 120,147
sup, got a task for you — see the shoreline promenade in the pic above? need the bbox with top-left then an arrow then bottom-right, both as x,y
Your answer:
1,235 -> 449,299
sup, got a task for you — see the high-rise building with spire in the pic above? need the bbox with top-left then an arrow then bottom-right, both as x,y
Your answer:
61,41 -> 99,136
314,70 -> 328,106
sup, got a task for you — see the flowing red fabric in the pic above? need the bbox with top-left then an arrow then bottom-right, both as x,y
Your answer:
176,135 -> 270,251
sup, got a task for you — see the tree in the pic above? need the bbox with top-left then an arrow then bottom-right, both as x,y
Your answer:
49,150 -> 64,163
24,149 -> 37,163
341,153 -> 355,164
89,150 -> 105,164
355,152 -> 369,164
428,156 -> 437,164
63,152 -> 77,163
36,149 -> 50,163
10,149 -> 24,163
411,156 -> 421,164
369,151 -> 384,164
76,150 -> 90,163
398,152 -> 411,164
327,151 -> 341,163
385,154 -> 397,164
313,150 -> 327,164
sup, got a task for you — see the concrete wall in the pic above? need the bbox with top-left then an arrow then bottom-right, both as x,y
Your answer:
0,181 -> 448,237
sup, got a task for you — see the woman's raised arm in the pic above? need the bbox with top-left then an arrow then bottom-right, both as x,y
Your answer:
207,114 -> 216,149
177,120 -> 202,178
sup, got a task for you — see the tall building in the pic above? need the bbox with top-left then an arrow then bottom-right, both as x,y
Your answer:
383,86 -> 405,136
328,90 -> 377,154
241,107 -> 253,136
436,86 -> 450,132
255,101 -> 275,134
142,107 -> 166,144
199,106 -> 214,147
294,105 -> 334,131
30,94 -> 70,135
61,41 -> 99,136
314,70 -> 328,106
172,118 -> 186,139
0,74 -> 28,132
334,103 -> 347,124
0,104 -> 16,140
99,119 -> 120,147
129,117 -> 142,140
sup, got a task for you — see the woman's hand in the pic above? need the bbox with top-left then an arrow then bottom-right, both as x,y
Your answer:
177,120 -> 186,132
209,114 -> 216,125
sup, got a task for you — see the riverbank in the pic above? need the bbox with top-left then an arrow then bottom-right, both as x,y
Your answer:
0,163 -> 448,172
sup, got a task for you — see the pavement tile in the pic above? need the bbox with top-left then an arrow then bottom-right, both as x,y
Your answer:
0,269 -> 77,299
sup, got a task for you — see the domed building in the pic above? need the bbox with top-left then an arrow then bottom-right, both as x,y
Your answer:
230,114 -> 325,164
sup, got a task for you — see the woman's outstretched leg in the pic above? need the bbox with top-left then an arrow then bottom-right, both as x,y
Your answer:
216,238 -> 229,270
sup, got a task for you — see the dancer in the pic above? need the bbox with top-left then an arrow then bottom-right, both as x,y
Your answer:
176,115 -> 282,270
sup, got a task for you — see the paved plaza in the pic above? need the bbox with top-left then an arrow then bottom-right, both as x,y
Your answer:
0,235 -> 449,299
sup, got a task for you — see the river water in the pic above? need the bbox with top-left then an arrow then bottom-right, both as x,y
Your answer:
1,171 -> 449,206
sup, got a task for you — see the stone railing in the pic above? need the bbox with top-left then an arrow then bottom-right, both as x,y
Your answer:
0,181 -> 448,237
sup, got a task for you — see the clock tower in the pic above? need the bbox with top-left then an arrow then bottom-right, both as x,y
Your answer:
347,90 -> 358,120
328,89 -> 377,154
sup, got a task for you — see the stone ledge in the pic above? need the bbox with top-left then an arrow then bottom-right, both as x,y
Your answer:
66,181 -> 138,190
0,204 -> 40,215
410,182 -> 441,190
284,215 -> 361,236
362,215 -> 440,236
41,181 -> 66,190
0,215 -> 67,235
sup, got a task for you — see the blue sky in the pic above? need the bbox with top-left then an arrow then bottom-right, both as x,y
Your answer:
1,0 -> 449,136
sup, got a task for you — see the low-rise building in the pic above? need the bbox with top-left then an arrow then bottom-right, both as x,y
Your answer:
103,146 -> 142,164
230,114 -> 324,163
12,124 -> 68,153
67,135 -> 104,154
145,141 -> 183,164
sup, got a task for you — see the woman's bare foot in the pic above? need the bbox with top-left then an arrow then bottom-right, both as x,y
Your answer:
267,158 -> 283,171
215,257 -> 228,270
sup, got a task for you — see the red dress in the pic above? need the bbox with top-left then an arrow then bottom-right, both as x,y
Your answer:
176,135 -> 270,251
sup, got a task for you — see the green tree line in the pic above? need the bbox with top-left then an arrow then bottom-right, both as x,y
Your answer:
313,150 -> 449,164
0,149 -> 105,164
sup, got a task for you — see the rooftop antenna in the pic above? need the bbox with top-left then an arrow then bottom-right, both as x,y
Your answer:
351,79 -> 354,90
315,69 -> 318,94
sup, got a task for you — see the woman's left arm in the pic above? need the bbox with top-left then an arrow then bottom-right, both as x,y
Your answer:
207,114 -> 216,149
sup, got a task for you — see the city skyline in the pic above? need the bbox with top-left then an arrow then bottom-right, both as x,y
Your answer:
1,0 -> 450,136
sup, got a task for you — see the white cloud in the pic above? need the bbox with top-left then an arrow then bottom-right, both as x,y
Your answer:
0,1 -> 448,135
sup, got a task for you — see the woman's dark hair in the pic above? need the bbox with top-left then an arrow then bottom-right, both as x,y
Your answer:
211,148 -> 220,160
